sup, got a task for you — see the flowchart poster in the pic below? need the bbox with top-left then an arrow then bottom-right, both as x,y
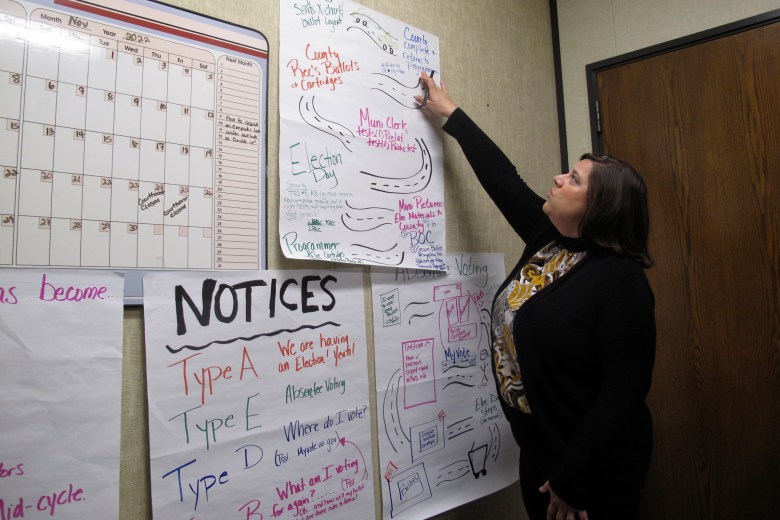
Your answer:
143,270 -> 374,519
279,0 -> 446,270
371,253 -> 520,519
0,269 -> 123,519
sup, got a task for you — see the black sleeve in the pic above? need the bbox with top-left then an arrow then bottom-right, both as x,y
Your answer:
442,108 -> 547,243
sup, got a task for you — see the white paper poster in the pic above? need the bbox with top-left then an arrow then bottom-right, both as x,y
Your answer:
0,269 -> 123,519
279,0 -> 446,270
143,270 -> 374,519
371,253 -> 520,519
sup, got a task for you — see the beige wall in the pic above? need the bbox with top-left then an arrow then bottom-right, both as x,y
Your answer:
558,0 -> 780,168
120,1 -> 560,518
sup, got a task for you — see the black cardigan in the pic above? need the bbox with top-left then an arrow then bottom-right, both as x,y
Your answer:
443,108 -> 655,510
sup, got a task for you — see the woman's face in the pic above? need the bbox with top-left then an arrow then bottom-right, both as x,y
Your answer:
542,159 -> 593,237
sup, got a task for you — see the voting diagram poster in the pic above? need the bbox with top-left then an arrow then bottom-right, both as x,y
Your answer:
143,270 -> 374,519
0,269 -> 124,519
279,0 -> 446,271
371,253 -> 520,519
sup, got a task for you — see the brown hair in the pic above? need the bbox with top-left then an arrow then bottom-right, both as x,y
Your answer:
578,153 -> 654,268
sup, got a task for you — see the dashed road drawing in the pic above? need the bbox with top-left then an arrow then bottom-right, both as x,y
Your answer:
299,95 -> 356,151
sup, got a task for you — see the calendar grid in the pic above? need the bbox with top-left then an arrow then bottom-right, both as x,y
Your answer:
1,0 -> 266,272
0,7 -> 26,266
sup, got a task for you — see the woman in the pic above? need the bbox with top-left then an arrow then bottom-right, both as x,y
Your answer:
415,73 -> 655,520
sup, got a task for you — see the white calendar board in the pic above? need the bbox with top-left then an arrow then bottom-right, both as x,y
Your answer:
0,0 -> 269,302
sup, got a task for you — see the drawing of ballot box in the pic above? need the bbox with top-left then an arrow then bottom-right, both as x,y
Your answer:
468,443 -> 488,478
387,462 -> 432,518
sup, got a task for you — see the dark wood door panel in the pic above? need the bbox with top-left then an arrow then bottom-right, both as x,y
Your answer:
595,20 -> 780,520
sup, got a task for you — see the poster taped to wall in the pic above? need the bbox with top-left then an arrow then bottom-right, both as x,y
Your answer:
279,0 -> 446,271
143,270 -> 374,519
0,269 -> 124,519
371,253 -> 520,519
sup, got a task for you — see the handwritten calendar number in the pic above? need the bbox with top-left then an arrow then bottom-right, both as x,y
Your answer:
101,177 -> 112,188
40,171 -> 53,182
179,186 -> 189,195
155,183 -> 164,193
100,221 -> 111,232
129,180 -> 139,191
70,220 -> 82,231
105,91 -> 115,102
124,32 -> 150,44
1,215 -> 14,227
3,167 -> 18,178
132,97 -> 140,107
204,188 -> 213,198
76,85 -> 85,96
9,73 -> 21,85
74,129 -> 85,140
71,174 -> 83,186
128,223 -> 138,234
46,80 -> 57,91
39,218 -> 51,229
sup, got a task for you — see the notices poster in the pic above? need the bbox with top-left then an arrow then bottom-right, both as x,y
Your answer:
0,269 -> 123,519
279,0 -> 446,271
143,270 -> 374,519
371,253 -> 520,519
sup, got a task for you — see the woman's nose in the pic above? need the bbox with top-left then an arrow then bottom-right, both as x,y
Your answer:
553,174 -> 565,187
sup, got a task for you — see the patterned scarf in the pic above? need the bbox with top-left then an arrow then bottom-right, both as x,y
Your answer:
492,241 -> 586,413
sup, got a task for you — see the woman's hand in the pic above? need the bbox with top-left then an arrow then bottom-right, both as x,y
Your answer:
540,481 -> 589,520
414,71 -> 458,118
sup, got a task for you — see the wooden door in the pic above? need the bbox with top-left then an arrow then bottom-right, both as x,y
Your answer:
590,15 -> 780,520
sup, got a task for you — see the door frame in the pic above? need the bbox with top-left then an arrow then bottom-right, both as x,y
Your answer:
585,8 -> 780,153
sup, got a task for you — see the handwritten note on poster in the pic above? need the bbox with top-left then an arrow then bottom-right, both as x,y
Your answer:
279,0 -> 446,270
143,270 -> 374,519
371,253 -> 520,519
0,269 -> 123,519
